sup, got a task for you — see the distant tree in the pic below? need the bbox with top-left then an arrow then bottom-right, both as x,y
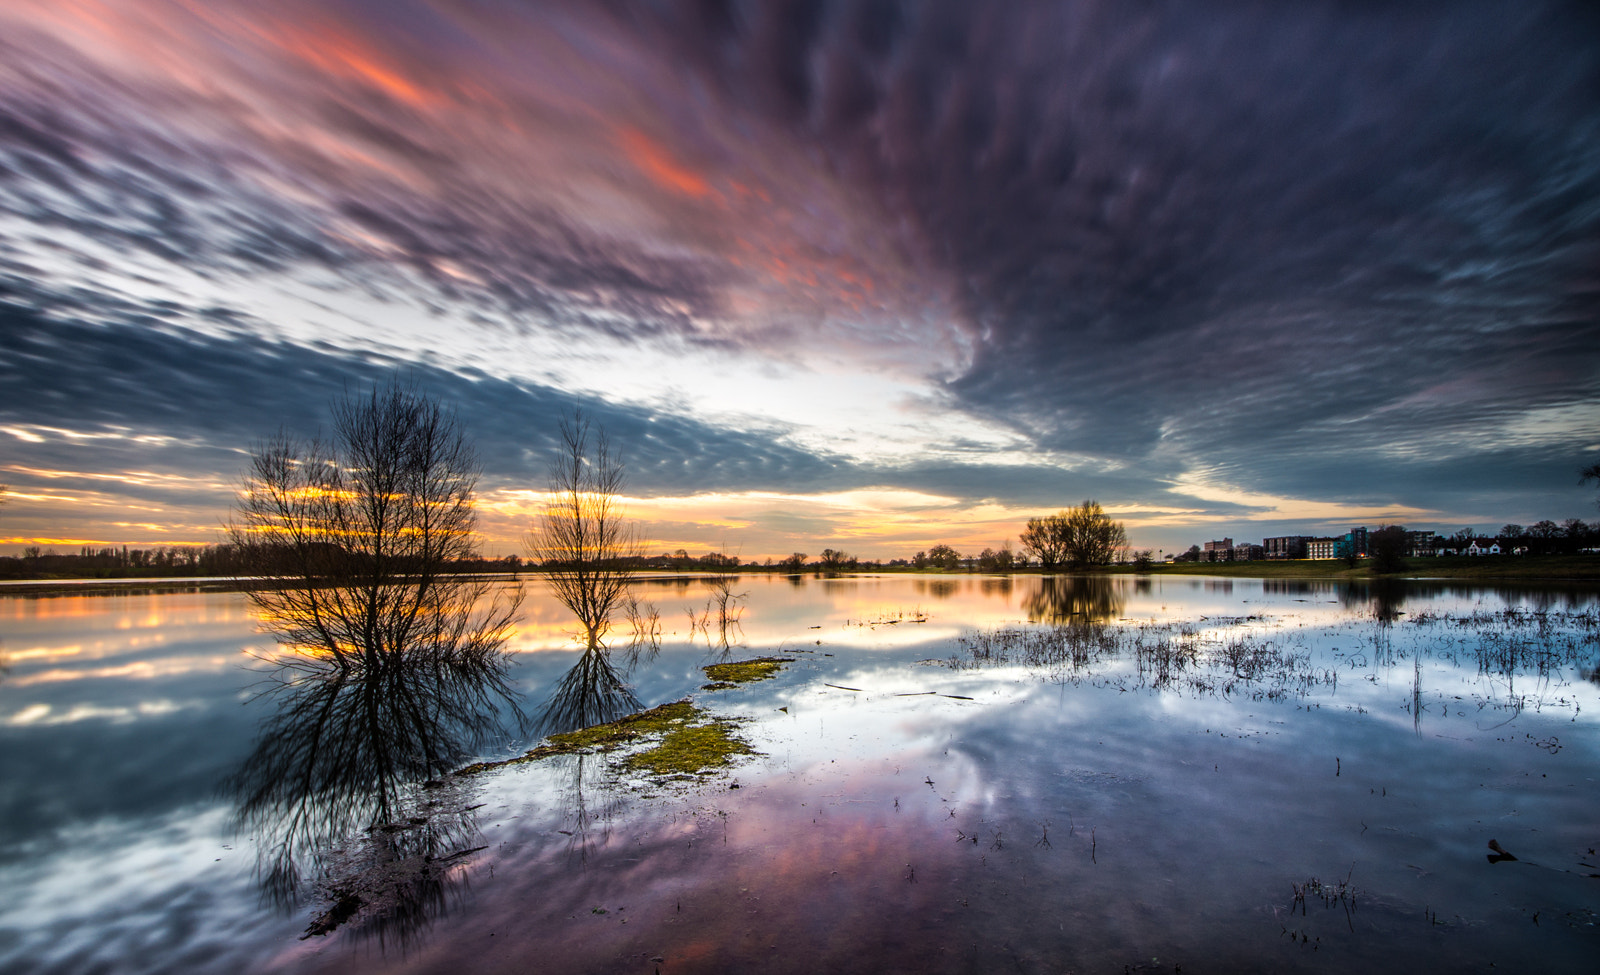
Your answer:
912,550 -> 928,569
818,548 -> 852,570
926,544 -> 961,570
977,544 -> 1016,572
1131,550 -> 1153,571
1020,502 -> 1127,570
781,552 -> 807,572
1060,500 -> 1127,569
1451,527 -> 1476,544
1019,515 -> 1067,569
1522,519 -> 1562,555
1562,519 -> 1592,552
1500,524 -> 1526,540
1368,525 -> 1408,574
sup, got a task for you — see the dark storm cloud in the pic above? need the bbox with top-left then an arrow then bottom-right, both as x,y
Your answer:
625,0 -> 1600,496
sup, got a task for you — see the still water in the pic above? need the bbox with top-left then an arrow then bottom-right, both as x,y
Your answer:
1,574 -> 1597,973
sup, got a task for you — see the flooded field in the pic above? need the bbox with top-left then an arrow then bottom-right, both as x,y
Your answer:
2,573 -> 1598,973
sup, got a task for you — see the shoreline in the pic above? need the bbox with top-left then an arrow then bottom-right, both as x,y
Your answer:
1,554 -> 1597,597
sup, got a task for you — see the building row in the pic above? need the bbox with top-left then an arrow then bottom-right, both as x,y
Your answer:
1187,528 -> 1505,562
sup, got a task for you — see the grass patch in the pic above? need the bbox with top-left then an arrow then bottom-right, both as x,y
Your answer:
455,699 -> 756,778
700,656 -> 792,690
619,717 -> 755,777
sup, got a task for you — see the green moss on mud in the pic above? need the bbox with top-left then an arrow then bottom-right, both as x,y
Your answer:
455,699 -> 755,778
700,656 -> 792,690
619,717 -> 755,777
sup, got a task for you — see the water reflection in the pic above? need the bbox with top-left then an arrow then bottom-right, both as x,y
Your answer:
9,574 -> 1600,974
1022,575 -> 1125,623
538,644 -> 640,735
227,630 -> 524,942
553,752 -> 624,866
979,576 -> 1013,598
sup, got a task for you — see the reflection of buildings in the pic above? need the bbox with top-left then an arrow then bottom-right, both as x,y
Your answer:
1022,576 -> 1125,623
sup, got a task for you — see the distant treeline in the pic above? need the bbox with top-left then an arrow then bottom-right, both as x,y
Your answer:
0,545 -> 526,580
0,543 -> 1098,580
1489,520 -> 1600,555
0,544 -> 961,579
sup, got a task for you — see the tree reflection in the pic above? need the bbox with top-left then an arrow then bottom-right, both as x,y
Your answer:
227,615 -> 524,943
916,578 -> 959,600
222,384 -> 530,943
538,643 -> 641,735
1023,575 -> 1126,624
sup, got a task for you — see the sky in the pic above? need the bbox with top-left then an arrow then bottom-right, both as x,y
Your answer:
1,0 -> 1598,560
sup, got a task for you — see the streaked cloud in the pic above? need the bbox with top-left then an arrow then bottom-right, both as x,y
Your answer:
1,0 -> 1596,554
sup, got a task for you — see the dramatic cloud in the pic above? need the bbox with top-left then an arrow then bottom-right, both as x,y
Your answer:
1,0 -> 1597,554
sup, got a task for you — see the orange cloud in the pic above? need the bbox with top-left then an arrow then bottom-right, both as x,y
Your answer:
619,127 -> 712,199
273,19 -> 439,110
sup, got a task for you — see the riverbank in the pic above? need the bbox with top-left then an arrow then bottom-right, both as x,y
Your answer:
1,554 -> 1595,597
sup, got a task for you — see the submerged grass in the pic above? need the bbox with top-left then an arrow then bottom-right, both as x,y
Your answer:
701,656 -> 792,690
951,619 -> 1337,699
456,700 -> 755,778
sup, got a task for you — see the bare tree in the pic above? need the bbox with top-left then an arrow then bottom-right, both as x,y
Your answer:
704,574 -> 747,647
1062,501 -> 1128,568
528,413 -> 639,647
1021,501 -> 1127,570
1583,463 -> 1600,511
1019,516 -> 1067,569
228,383 -> 521,670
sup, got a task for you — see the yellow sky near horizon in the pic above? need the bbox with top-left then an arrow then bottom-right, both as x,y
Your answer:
1,468 -> 1445,561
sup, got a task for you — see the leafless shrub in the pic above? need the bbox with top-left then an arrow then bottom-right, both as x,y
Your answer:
527,413 -> 640,648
